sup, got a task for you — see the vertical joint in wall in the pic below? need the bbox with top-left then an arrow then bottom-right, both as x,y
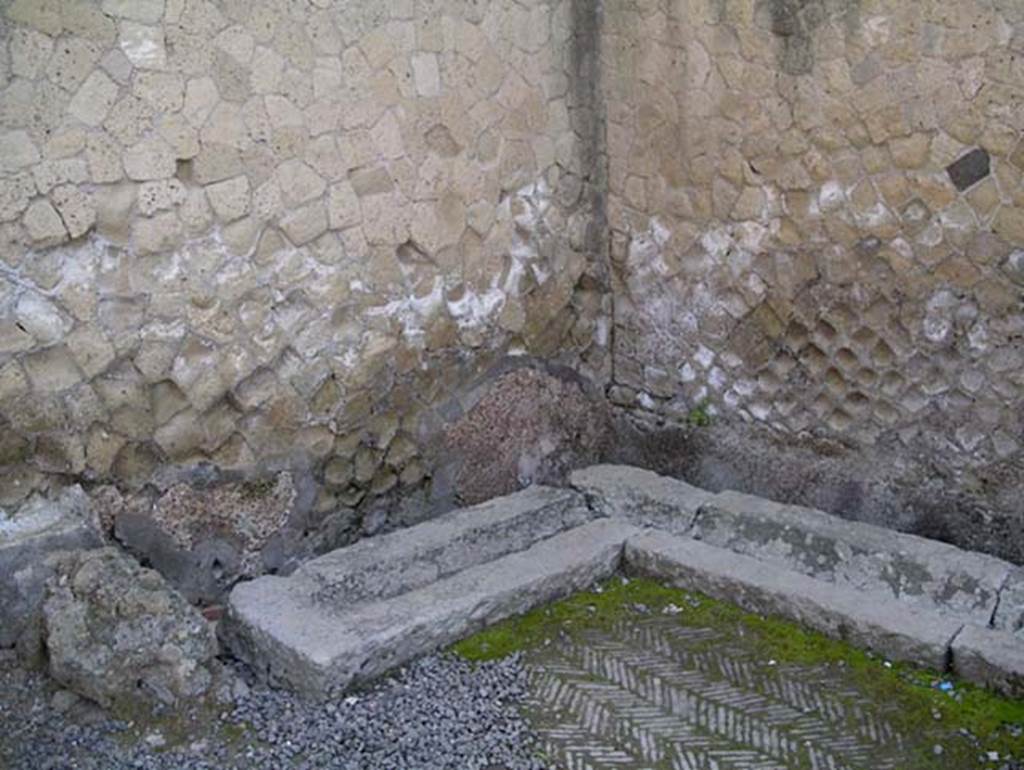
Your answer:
569,0 -> 613,383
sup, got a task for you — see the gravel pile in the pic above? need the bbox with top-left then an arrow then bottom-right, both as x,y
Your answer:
0,650 -> 550,769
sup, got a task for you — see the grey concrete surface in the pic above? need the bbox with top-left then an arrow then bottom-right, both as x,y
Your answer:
222,519 -> 636,694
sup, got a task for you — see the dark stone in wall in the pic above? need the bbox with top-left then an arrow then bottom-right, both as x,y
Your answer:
756,0 -> 862,75
947,148 -> 991,191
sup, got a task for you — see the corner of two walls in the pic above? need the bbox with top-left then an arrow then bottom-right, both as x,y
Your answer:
602,0 -> 1024,562
3,0 -> 1023,568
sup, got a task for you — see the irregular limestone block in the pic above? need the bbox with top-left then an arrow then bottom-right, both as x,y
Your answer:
123,136 -> 176,181
0,130 -> 40,175
205,175 -> 251,222
102,0 -> 165,24
0,487 -> 102,650
280,201 -> 327,245
22,199 -> 69,247
276,160 -> 326,207
119,22 -> 166,69
21,345 -> 83,392
0,173 -> 35,223
44,547 -> 217,708
68,71 -> 119,127
50,185 -> 96,239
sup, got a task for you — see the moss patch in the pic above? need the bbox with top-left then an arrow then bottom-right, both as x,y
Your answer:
452,576 -> 1024,768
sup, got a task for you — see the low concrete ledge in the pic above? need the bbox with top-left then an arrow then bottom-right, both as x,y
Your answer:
220,466 -> 1024,700
951,625 -> 1024,699
575,465 -> 1015,630
294,485 -> 592,607
222,519 -> 638,694
625,530 -> 962,672
695,490 -> 1011,628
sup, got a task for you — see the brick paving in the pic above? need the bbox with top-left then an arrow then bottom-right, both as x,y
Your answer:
523,616 -> 933,770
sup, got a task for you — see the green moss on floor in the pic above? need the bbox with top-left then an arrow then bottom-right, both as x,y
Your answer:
451,575 -> 1024,768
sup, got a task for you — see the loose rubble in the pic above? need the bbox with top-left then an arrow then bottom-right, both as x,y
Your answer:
43,547 -> 218,709
0,652 -> 547,770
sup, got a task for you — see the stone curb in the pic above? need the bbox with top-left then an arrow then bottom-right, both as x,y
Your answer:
575,464 -> 1024,698
222,519 -> 635,694
571,465 -> 1015,630
624,529 -> 962,673
294,485 -> 592,606
220,465 -> 1023,699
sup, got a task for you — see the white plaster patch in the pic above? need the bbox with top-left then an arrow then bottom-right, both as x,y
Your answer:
694,344 -> 715,369
923,290 -> 957,343
411,53 -> 441,97
363,179 -> 557,343
818,181 -> 846,212
629,217 -> 674,276
863,16 -> 892,47
120,22 -> 167,69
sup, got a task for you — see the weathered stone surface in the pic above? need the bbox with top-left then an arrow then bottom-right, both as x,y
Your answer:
205,175 -> 251,222
602,0 -> 1024,563
443,367 -> 613,506
3,0 -> 1017,576
0,131 -> 40,174
279,201 -> 328,245
43,547 -> 217,709
22,345 -> 82,391
103,0 -> 165,24
569,464 -> 713,532
0,487 -> 102,651
22,199 -> 68,246
109,473 -> 306,603
68,71 -> 119,126
133,210 -> 182,254
625,531 -> 962,672
693,489 -> 1012,626
222,518 -> 633,693
50,184 -> 95,238
0,0 -> 607,506
123,137 -> 175,181
276,160 -> 325,207
119,22 -> 166,69
296,485 -> 593,607
951,625 -> 1024,699
993,567 -> 1024,637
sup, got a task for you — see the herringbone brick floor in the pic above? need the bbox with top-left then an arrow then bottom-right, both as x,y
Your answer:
522,616 -> 922,770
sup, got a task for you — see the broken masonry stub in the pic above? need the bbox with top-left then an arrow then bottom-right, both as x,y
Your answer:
946,148 -> 991,192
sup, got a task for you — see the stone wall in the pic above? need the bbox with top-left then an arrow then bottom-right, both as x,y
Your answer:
0,1 -> 609,516
3,0 -> 1023,569
603,0 -> 1024,560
